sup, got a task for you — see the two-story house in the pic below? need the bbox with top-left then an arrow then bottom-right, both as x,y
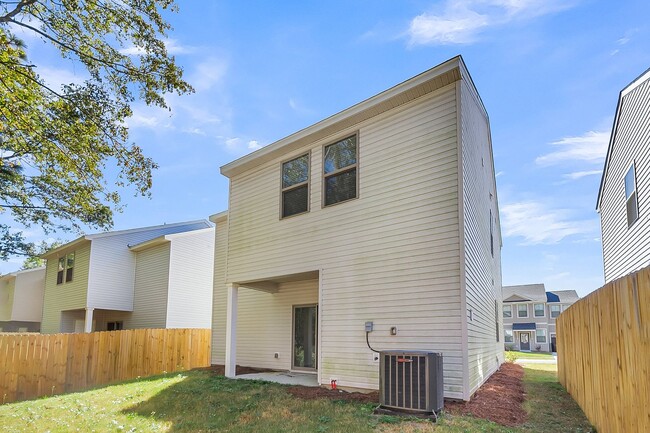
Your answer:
598,67 -> 650,283
40,220 -> 214,333
502,284 -> 579,352
0,267 -> 45,332
210,56 -> 503,401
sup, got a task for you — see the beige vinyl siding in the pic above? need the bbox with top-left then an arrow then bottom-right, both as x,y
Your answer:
128,243 -> 171,329
41,242 -> 91,333
0,277 -> 15,321
87,222 -> 209,311
11,268 -> 45,323
459,80 -> 504,397
166,228 -> 215,328
601,76 -> 650,282
236,280 -> 318,370
225,85 -> 465,398
211,218 -> 228,364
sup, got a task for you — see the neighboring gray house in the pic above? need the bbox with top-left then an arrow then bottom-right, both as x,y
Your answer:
40,220 -> 214,333
0,267 -> 46,332
597,68 -> 650,283
211,56 -> 504,401
502,284 -> 579,352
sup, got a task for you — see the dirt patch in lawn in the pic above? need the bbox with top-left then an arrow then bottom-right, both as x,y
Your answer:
286,385 -> 379,403
445,362 -> 527,427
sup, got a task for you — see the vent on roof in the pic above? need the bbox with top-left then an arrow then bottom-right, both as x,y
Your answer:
379,351 -> 443,414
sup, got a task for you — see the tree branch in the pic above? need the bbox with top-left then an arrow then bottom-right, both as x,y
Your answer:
0,0 -> 37,23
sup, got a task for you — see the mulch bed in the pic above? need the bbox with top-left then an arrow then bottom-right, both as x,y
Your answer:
445,362 -> 527,426
208,362 -> 527,426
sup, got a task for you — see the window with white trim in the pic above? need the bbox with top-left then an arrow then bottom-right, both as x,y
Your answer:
625,163 -> 639,227
550,305 -> 561,318
536,328 -> 547,343
503,304 -> 512,318
323,135 -> 358,206
281,154 -> 310,218
505,329 -> 514,343
57,252 -> 75,284
534,303 -> 545,317
517,304 -> 528,318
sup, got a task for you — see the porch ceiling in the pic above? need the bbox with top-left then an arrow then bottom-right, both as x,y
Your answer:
235,270 -> 319,293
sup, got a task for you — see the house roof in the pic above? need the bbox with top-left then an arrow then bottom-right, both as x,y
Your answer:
596,67 -> 650,211
41,219 -> 212,259
220,55 -> 486,178
128,227 -> 215,252
209,210 -> 228,223
547,290 -> 580,303
502,284 -> 547,303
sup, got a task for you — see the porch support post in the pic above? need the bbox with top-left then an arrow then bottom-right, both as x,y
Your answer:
225,283 -> 239,378
84,307 -> 94,333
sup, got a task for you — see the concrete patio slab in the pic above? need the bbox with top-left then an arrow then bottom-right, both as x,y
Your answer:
236,371 -> 319,387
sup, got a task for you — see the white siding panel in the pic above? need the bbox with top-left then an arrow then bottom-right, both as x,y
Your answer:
211,219 -> 228,364
601,77 -> 650,282
222,85 -> 465,398
166,228 -> 215,328
87,222 -> 209,311
11,268 -> 45,322
41,242 -> 91,333
129,243 -> 170,329
460,80 -> 504,397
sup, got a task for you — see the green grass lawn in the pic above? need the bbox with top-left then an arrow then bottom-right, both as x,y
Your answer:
505,350 -> 556,362
0,363 -> 592,433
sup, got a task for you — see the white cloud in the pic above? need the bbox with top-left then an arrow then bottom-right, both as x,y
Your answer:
36,66 -> 87,91
189,57 -> 228,91
536,130 -> 609,166
501,201 -> 598,245
126,105 -> 173,129
120,39 -> 195,56
406,0 -> 576,46
563,170 -> 602,180
248,140 -> 262,150
496,171 -> 505,178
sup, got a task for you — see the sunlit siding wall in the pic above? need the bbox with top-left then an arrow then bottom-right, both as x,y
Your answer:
225,85 -> 465,398
459,80 -> 504,397
211,218 -> 228,364
166,228 -> 214,328
129,243 -> 170,329
0,277 -> 15,322
12,268 -> 46,323
601,75 -> 650,282
41,242 -> 91,333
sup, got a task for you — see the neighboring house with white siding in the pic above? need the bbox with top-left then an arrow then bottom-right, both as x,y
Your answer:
502,284 -> 579,352
210,56 -> 503,401
0,267 -> 45,332
40,220 -> 214,334
598,68 -> 650,283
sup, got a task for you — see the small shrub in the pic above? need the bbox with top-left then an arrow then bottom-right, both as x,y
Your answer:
535,345 -> 542,352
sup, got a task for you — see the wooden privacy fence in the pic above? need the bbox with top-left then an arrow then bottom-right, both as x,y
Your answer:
0,328 -> 211,404
557,267 -> 650,433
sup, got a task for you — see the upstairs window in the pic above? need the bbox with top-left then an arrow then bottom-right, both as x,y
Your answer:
281,154 -> 310,218
534,303 -> 545,317
57,252 -> 75,284
517,304 -> 528,318
502,304 -> 512,318
625,164 -> 639,227
550,305 -> 561,318
323,135 -> 358,206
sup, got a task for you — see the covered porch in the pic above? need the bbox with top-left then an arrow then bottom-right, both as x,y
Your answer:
60,308 -> 131,333
223,270 -> 321,384
512,323 -> 536,351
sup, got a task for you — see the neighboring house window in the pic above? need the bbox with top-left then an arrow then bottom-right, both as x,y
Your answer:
57,252 -> 75,284
505,329 -> 513,343
503,304 -> 512,318
107,321 -> 123,331
490,209 -> 494,257
495,300 -> 499,342
534,303 -> 545,317
536,329 -> 547,343
625,164 -> 639,227
517,304 -> 528,318
550,305 -> 561,318
323,135 -> 358,206
281,154 -> 310,218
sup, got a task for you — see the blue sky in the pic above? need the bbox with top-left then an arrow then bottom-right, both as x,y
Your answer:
3,0 -> 650,297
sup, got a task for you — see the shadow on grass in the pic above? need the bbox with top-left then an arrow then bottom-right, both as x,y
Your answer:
121,370 -> 379,433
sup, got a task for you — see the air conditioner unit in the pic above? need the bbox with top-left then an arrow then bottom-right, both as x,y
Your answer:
379,351 -> 443,414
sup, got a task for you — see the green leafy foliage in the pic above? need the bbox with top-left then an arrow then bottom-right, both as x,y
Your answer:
0,0 -> 193,258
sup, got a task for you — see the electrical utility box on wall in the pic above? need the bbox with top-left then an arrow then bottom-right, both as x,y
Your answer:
379,351 -> 444,414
